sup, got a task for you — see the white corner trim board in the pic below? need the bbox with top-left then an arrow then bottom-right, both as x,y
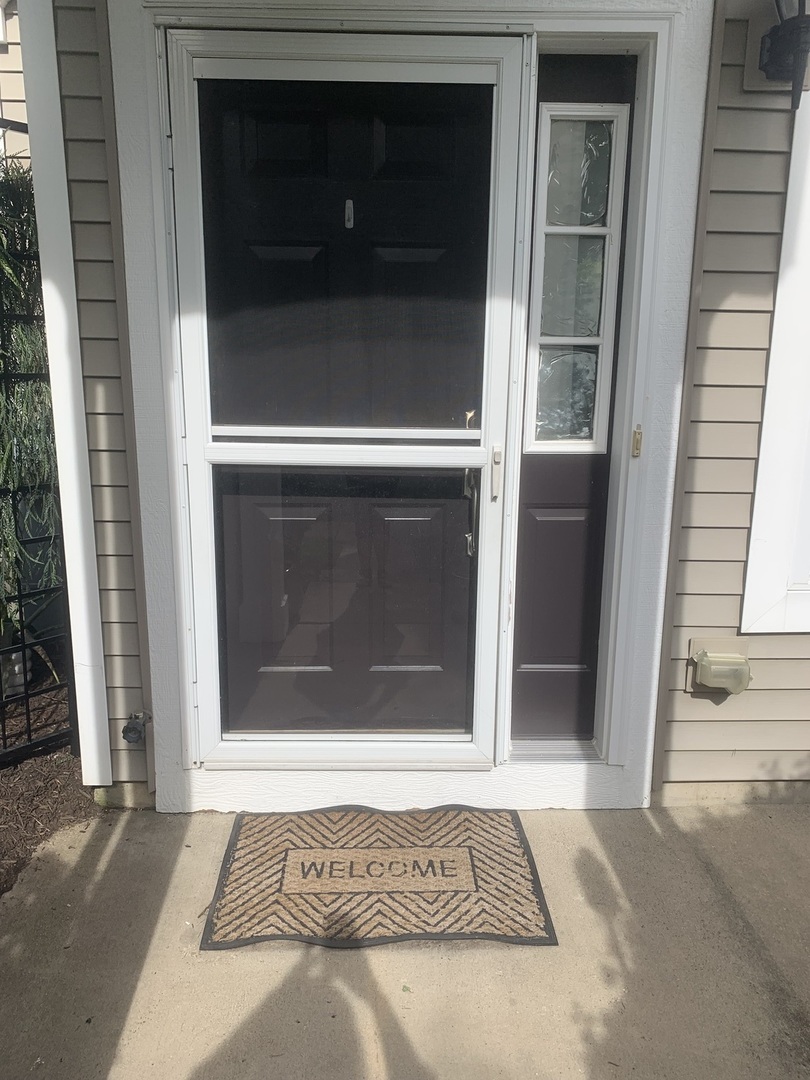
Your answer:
17,1 -> 112,785
742,101 -> 810,634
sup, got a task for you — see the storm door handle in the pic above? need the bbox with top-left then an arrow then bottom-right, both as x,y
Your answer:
463,468 -> 480,558
491,445 -> 503,500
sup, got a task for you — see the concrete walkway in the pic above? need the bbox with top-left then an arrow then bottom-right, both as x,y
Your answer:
1,804 -> 808,1079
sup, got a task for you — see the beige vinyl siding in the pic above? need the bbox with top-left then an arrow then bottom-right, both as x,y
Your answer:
658,16 -> 810,790
54,0 -> 146,782
710,150 -> 789,193
663,750 -> 810,783
0,4 -> 29,161
671,628 -> 810,660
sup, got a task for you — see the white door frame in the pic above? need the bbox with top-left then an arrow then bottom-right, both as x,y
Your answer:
106,2 -> 712,810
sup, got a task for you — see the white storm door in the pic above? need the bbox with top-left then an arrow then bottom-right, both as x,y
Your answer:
167,31 -> 524,768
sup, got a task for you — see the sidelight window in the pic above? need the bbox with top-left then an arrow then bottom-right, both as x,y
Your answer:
525,105 -> 629,452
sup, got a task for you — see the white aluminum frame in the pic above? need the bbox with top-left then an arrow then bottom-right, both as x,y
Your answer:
524,103 -> 630,454
212,426 -> 482,442
106,1 -> 712,810
167,30 -> 523,769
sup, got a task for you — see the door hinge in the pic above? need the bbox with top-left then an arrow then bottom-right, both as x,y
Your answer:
631,425 -> 643,458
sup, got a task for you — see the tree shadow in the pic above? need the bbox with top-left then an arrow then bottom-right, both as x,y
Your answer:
188,946 -> 438,1080
574,802 -> 810,1080
0,807 -> 189,1077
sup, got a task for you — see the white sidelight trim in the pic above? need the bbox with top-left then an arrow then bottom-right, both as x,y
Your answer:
742,101 -> 810,634
496,23 -> 695,789
18,1 -> 112,785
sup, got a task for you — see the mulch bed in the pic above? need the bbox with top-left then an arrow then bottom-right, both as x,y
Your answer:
0,751 -> 105,897
1,687 -> 71,747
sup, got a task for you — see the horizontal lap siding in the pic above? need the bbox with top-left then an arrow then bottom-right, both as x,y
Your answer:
660,18 -> 810,787
54,0 -> 145,781
1,5 -> 29,161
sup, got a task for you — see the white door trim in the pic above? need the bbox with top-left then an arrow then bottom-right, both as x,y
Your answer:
106,1 -> 713,810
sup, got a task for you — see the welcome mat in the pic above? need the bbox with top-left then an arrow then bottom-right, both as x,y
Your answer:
201,806 -> 556,949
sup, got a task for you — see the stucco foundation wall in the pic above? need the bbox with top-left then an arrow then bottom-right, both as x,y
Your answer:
657,12 -> 810,791
51,0 -> 147,782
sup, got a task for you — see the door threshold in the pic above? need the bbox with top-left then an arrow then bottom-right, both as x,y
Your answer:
509,738 -> 602,763
201,738 -> 494,771
222,731 -> 472,742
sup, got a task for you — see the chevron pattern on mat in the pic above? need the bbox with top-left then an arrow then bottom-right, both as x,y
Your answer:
201,807 -> 556,949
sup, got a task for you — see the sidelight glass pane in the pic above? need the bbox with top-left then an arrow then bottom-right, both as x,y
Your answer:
540,235 -> 604,337
547,120 -> 613,227
214,466 -> 477,734
535,347 -> 598,441
197,80 -> 493,430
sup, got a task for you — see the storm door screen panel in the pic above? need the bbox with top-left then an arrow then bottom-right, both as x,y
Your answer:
215,468 -> 476,734
196,78 -> 494,736
198,81 -> 492,432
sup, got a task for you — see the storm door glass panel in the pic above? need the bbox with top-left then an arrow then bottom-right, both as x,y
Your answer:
214,467 -> 477,734
198,81 -> 493,431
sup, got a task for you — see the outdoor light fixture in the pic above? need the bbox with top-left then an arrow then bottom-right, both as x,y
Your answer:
760,0 -> 810,108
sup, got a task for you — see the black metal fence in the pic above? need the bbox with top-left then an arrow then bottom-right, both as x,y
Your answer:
0,159 -> 74,767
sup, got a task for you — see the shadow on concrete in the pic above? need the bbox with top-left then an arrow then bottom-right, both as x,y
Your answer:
575,799 -> 810,1080
188,947 -> 438,1080
0,809 -> 189,1078
3,799 -> 810,1078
